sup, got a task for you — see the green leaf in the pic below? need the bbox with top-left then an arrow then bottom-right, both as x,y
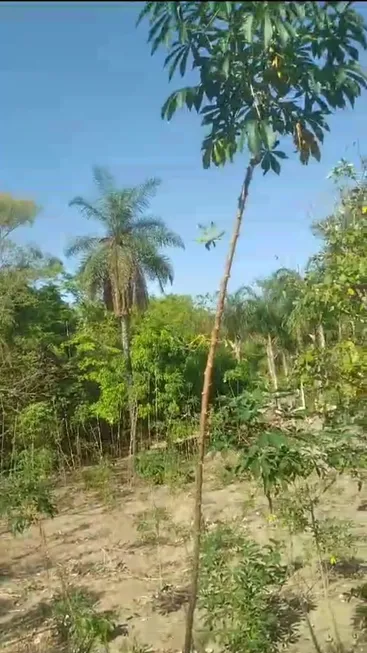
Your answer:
166,46 -> 186,81
335,1 -> 350,14
180,47 -> 190,77
151,16 -> 171,55
277,20 -> 290,46
222,55 -> 230,78
196,221 -> 225,250
261,152 -> 271,175
202,146 -> 211,170
263,13 -> 273,49
242,14 -> 254,43
293,4 -> 306,20
273,150 -> 287,160
247,121 -> 261,156
270,153 -> 281,175
260,121 -> 277,150
161,94 -> 177,121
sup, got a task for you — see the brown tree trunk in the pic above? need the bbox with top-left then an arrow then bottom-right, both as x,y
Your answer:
183,159 -> 257,653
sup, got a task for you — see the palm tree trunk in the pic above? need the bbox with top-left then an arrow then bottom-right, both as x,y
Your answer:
183,158 -> 257,653
120,314 -> 137,468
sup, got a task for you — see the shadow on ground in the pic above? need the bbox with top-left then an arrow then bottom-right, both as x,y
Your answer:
270,593 -> 317,647
329,557 -> 367,579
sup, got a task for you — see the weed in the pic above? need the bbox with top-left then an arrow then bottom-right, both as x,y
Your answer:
236,430 -> 314,513
81,458 -> 117,505
52,585 -> 115,653
0,448 -> 57,535
119,639 -> 153,653
278,483 -> 358,566
214,461 -> 239,487
135,448 -> 194,487
198,522 -> 289,653
210,389 -> 267,452
135,506 -> 170,546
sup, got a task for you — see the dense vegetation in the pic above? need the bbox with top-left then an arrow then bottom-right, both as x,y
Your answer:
1,158 -> 365,469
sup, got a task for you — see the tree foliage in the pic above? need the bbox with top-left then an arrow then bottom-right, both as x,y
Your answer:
139,1 -> 367,169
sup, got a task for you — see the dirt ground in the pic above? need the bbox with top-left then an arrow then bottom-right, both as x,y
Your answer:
1,456 -> 367,653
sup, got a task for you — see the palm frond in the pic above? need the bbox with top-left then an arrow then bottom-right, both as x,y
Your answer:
68,196 -> 105,222
128,178 -> 161,214
77,246 -> 110,301
142,251 -> 174,292
132,216 -> 185,248
92,166 -> 116,196
64,235 -> 102,258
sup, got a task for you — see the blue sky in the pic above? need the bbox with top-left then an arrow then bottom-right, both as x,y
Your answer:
1,2 -> 367,297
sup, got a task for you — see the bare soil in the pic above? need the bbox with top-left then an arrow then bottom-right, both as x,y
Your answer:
1,456 -> 367,653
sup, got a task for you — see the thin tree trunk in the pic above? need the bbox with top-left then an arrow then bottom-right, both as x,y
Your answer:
121,314 -> 137,471
230,339 -> 242,363
266,333 -> 279,395
317,323 -> 326,349
315,323 -> 325,410
281,351 -> 289,380
295,328 -> 306,410
299,378 -> 306,410
183,159 -> 257,653
338,320 -> 342,342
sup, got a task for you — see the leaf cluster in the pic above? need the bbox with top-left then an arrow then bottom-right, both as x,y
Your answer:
199,523 -> 288,653
140,2 -> 367,170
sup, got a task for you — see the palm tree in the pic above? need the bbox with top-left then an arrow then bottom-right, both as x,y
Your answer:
66,167 -> 184,456
222,287 -> 249,362
238,270 -> 303,404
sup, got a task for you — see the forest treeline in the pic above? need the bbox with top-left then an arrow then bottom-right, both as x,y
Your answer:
0,158 -> 365,470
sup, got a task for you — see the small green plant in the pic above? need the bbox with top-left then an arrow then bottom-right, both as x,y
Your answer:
277,480 -> 358,648
135,506 -> 170,546
81,458 -> 117,504
198,523 -> 289,653
53,585 -> 115,653
210,389 -> 267,452
135,506 -> 172,588
236,431 -> 313,513
278,482 -> 358,566
135,448 -> 194,487
0,447 -> 57,535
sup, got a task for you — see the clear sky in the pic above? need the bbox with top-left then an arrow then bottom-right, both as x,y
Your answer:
1,1 -> 367,297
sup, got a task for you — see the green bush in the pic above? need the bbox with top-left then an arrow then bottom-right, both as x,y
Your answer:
199,523 -> 288,653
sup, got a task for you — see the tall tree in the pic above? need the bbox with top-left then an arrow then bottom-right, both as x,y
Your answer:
66,167 -> 184,459
0,193 -> 61,338
139,3 -> 367,650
